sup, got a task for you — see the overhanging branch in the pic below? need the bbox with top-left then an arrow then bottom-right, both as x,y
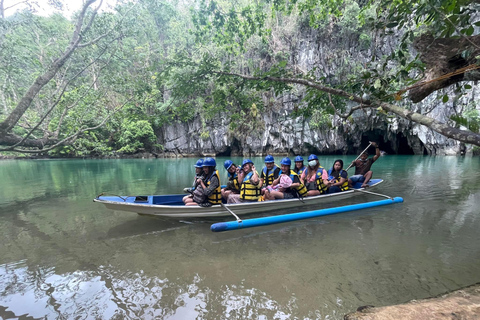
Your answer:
0,98 -> 130,153
220,71 -> 480,147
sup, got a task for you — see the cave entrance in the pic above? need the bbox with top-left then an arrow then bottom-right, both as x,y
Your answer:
356,131 -> 420,155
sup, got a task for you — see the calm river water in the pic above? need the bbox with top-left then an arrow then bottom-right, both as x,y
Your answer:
0,156 -> 480,319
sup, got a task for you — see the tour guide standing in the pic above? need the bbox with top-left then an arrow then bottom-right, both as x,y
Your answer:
348,141 -> 381,188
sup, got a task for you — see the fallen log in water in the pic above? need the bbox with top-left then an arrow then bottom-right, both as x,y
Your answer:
344,282 -> 480,320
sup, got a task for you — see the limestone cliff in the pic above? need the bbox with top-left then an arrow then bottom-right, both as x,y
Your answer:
158,24 -> 479,156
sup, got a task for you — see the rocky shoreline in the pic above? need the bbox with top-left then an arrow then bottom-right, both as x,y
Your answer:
344,282 -> 480,320
1,151 -> 478,161
0,152 -> 160,160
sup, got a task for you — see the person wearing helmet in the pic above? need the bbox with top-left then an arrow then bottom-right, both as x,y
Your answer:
221,160 -> 240,201
300,154 -> 330,196
260,154 -> 281,191
182,158 -> 206,204
227,159 -> 261,203
348,141 -> 381,188
185,157 -> 222,207
264,157 -> 308,200
293,155 -> 305,175
327,159 -> 349,193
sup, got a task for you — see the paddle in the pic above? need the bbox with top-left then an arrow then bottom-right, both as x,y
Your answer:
345,142 -> 372,172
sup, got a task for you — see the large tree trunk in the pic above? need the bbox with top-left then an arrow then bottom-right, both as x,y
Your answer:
0,0 -> 96,140
0,133 -> 56,149
408,34 -> 480,103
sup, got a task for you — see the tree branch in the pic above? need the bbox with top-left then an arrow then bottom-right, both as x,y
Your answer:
219,71 -> 480,146
0,0 -> 97,136
0,98 -> 130,153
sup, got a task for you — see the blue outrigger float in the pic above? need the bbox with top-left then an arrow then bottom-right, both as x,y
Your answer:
211,197 -> 403,232
94,179 -> 393,219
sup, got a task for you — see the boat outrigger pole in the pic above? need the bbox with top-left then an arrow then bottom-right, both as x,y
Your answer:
211,197 -> 404,232
221,203 -> 242,222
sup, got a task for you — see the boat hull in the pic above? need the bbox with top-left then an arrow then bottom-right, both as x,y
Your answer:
94,179 -> 383,218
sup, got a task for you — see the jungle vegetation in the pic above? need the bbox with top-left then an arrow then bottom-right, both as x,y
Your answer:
0,0 -> 479,156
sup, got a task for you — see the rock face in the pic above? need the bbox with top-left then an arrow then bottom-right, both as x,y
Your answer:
344,282 -> 480,320
158,27 -> 479,157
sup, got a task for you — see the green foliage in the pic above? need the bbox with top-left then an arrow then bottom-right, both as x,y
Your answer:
337,0 -> 361,35
192,0 -> 269,53
450,103 -> 480,133
373,0 -> 478,38
309,109 -> 334,130
293,0 -> 344,28
2,0 -> 479,156
117,119 -> 156,154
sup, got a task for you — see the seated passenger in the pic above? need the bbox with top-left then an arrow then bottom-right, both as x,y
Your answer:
326,159 -> 349,193
264,157 -> 308,200
260,155 -> 280,193
221,160 -> 240,201
300,154 -> 330,196
185,157 -> 222,207
293,155 -> 306,175
182,158 -> 205,204
227,159 -> 261,203
266,175 -> 292,192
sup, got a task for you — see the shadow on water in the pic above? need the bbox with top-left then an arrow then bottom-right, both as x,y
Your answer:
105,216 -> 197,240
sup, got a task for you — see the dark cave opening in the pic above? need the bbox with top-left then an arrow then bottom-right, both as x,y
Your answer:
396,134 -> 417,155
216,138 -> 241,156
353,130 -> 420,155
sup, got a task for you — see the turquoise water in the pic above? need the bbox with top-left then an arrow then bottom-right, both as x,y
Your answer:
0,156 -> 479,319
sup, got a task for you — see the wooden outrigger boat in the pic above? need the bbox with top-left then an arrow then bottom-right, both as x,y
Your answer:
94,179 -> 384,218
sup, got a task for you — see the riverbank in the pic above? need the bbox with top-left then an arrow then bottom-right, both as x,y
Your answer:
0,151 -> 160,160
345,282 -> 480,319
1,150 -> 479,160
0,151 -> 310,160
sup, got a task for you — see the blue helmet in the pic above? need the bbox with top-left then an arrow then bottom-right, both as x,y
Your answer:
242,159 -> 254,168
264,155 -> 274,163
224,160 -> 234,170
280,157 -> 291,166
308,154 -> 318,161
294,156 -> 304,162
194,159 -> 204,168
202,157 -> 216,167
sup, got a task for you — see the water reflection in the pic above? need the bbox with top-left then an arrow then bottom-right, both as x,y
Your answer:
0,262 -> 301,319
1,156 -> 480,319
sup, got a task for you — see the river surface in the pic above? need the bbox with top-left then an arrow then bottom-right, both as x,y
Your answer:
0,156 -> 479,319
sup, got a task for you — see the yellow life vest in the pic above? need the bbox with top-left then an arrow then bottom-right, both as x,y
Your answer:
327,168 -> 349,191
304,167 -> 328,194
294,166 -> 306,176
262,164 -> 280,186
205,170 -> 222,204
240,170 -> 261,201
228,172 -> 240,191
288,170 -> 309,197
